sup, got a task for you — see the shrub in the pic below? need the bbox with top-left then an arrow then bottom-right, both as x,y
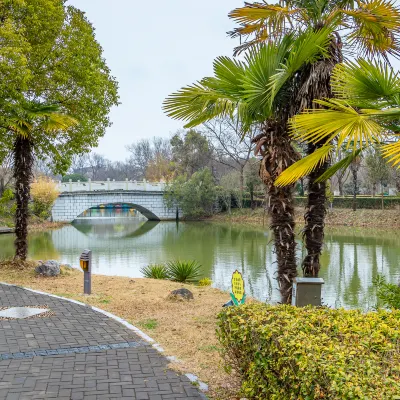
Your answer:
167,260 -> 202,283
61,173 -> 88,182
374,274 -> 400,309
198,277 -> 212,287
218,304 -> 400,400
295,196 -> 400,209
31,177 -> 60,219
140,264 -> 169,280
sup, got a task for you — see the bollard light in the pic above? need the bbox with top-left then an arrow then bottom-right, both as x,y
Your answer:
79,249 -> 92,295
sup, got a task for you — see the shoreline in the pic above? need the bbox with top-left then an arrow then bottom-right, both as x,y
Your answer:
208,207 -> 400,229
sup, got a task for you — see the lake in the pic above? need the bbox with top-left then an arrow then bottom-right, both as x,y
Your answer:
1,212 -> 399,309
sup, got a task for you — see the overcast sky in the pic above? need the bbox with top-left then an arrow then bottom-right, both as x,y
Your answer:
69,1 -> 244,161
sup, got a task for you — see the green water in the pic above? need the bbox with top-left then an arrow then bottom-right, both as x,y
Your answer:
0,217 -> 399,309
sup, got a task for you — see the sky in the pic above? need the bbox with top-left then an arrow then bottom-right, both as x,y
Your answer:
69,0 -> 245,161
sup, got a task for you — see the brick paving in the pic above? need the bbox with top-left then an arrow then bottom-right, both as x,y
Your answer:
0,284 -> 206,400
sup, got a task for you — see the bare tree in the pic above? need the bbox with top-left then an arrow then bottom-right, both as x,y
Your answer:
203,118 -> 258,194
88,153 -> 109,180
0,153 -> 13,196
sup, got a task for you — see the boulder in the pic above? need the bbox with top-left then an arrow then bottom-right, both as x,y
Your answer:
35,260 -> 61,277
167,288 -> 194,301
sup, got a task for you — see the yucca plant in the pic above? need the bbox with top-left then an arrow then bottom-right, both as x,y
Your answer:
229,0 -> 400,278
140,264 -> 169,280
166,260 -> 202,283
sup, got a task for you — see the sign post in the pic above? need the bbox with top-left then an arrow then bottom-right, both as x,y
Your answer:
80,249 -> 92,295
230,270 -> 246,306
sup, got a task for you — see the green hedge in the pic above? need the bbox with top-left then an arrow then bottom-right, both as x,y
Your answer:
218,304 -> 400,399
295,196 -> 400,209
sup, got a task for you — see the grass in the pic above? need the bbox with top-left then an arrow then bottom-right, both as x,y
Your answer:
0,262 -> 244,399
138,318 -> 158,330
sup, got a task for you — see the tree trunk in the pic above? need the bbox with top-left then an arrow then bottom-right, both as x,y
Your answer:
372,183 -> 376,197
250,185 -> 255,210
239,165 -> 244,208
255,121 -> 299,303
352,167 -> 358,212
302,142 -> 327,277
338,174 -> 344,196
295,35 -> 342,277
13,136 -> 34,261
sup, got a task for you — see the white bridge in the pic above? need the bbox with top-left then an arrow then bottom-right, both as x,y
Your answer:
52,180 -> 178,222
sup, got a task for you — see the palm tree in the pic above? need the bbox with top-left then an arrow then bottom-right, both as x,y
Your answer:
229,0 -> 400,277
276,59 -> 400,210
3,102 -> 78,260
164,31 -> 332,302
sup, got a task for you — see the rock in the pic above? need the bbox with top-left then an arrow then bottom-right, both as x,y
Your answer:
167,288 -> 194,301
35,260 -> 61,277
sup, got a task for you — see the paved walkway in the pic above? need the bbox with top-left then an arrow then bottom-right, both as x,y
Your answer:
0,284 -> 205,400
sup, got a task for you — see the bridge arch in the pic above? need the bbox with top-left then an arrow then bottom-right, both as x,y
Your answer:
52,191 -> 178,222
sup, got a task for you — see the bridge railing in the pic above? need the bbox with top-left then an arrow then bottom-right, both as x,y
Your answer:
57,179 -> 166,193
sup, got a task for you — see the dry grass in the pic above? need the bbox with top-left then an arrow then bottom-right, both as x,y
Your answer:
210,207 -> 400,229
0,265 -> 244,399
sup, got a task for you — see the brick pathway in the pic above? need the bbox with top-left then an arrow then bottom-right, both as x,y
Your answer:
0,284 -> 206,400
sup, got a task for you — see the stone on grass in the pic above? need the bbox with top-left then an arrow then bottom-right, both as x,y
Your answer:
35,260 -> 61,277
167,288 -> 194,301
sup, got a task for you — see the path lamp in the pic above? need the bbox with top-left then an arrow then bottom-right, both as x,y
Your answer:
80,249 -> 92,295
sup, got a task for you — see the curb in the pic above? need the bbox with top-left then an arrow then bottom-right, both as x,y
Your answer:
0,282 -> 209,396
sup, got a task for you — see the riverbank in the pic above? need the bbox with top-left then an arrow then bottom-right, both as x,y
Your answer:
210,207 -> 400,229
0,263 -> 243,399
0,216 -> 66,233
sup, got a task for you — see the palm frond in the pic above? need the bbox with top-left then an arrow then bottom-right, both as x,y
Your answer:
228,3 -> 299,38
290,99 -> 384,150
42,114 -> 79,132
268,27 -> 332,106
315,149 -> 363,182
241,39 -> 291,116
275,145 -> 333,186
345,0 -> 400,58
163,56 -> 247,127
381,140 -> 400,167
163,82 -> 238,127
332,59 -> 400,103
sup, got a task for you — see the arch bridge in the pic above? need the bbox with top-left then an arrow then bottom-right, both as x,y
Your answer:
52,180 -> 178,222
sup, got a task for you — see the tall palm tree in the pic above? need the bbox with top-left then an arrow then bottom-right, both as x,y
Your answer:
164,30 -> 332,302
229,0 -> 400,277
3,103 -> 78,260
276,59 -> 400,204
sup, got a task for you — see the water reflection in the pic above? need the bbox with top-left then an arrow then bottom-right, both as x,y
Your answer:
0,220 -> 399,309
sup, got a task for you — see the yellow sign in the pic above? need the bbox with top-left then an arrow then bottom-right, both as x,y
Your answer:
231,270 -> 245,304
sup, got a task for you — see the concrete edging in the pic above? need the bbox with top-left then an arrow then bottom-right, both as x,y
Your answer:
0,282 -> 209,394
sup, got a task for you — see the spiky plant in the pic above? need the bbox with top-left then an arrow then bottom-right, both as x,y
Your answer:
140,264 -> 169,280
166,260 -> 202,283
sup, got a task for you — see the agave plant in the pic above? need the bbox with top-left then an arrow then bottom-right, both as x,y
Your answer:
140,264 -> 169,280
166,260 -> 202,283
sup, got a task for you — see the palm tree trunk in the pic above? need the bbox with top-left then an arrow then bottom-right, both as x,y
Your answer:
302,142 -> 327,277
296,35 -> 342,277
14,136 -> 34,261
255,121 -> 299,303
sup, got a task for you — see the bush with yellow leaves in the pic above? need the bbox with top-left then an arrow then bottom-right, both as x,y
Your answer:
31,177 -> 59,219
218,304 -> 400,399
